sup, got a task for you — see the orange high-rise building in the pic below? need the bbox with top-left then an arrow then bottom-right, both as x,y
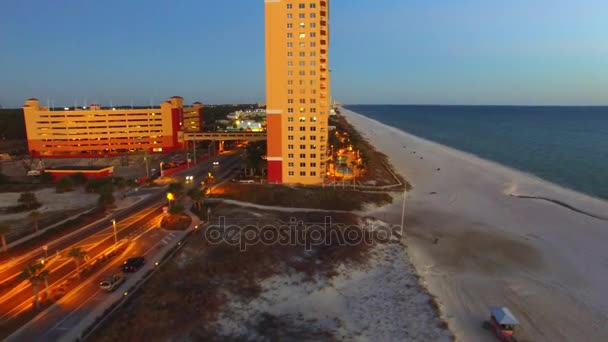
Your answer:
265,0 -> 330,184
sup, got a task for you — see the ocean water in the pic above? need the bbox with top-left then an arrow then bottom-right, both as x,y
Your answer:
345,105 -> 608,201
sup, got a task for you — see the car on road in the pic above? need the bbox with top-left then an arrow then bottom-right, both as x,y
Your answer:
213,161 -> 220,167
99,274 -> 125,292
122,257 -> 145,272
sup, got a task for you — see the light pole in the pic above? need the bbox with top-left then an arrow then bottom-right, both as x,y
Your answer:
144,151 -> 150,179
42,245 -> 48,259
159,162 -> 164,178
166,192 -> 174,210
111,219 -> 118,244
400,188 -> 407,236
192,141 -> 197,165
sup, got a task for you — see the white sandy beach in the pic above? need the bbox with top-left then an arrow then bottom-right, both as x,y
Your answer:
342,107 -> 608,342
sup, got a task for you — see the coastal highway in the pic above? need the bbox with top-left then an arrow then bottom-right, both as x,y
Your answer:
0,150 -> 243,340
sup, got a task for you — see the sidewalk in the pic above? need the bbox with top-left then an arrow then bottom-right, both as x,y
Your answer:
64,209 -> 201,342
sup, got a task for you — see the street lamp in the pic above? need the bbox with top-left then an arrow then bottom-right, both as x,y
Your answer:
166,192 -> 174,210
159,162 -> 164,178
111,219 -> 118,244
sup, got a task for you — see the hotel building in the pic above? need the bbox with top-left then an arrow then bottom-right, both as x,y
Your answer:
265,0 -> 331,184
23,96 -> 203,157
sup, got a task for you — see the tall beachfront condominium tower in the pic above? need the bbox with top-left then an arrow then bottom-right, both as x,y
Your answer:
265,0 -> 330,184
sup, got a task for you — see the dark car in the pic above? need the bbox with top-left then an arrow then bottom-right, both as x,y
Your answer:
122,257 -> 145,272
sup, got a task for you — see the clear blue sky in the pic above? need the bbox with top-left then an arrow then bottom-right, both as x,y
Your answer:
1,0 -> 607,107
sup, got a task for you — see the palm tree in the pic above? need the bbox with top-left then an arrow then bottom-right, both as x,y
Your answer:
30,210 -> 41,234
19,263 -> 49,309
0,223 -> 10,253
187,187 -> 205,211
68,247 -> 87,278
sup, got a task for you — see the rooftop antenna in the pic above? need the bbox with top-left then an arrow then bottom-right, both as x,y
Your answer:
110,99 -> 113,108
74,98 -> 77,110
131,99 -> 134,109
84,98 -> 87,108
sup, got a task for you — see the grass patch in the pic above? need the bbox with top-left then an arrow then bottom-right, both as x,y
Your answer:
160,214 -> 192,231
213,183 -> 392,211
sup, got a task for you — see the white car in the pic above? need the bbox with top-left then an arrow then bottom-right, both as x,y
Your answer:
100,274 -> 125,292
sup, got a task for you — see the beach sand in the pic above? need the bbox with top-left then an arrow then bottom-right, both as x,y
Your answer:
342,107 -> 608,341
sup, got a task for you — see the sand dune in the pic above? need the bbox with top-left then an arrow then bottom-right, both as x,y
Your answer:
342,107 -> 608,342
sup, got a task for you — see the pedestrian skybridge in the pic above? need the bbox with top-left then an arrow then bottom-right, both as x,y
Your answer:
183,132 -> 267,141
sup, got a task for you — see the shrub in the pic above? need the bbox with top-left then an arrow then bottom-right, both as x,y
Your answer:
56,177 -> 74,193
85,177 -> 114,193
169,203 -> 185,215
39,172 -> 53,184
69,172 -> 88,186
98,191 -> 115,208
17,192 -> 40,209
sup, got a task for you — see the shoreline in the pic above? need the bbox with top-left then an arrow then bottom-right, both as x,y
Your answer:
341,107 -> 608,341
343,107 -> 608,210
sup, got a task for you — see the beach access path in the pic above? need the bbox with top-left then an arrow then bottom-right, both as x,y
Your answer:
342,107 -> 608,342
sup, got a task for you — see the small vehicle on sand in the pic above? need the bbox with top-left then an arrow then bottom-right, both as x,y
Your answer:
483,306 -> 519,341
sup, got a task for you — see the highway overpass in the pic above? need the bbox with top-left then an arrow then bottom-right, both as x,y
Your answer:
183,132 -> 267,142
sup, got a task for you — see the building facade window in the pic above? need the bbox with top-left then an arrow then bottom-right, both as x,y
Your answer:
289,171 -> 295,176
288,144 -> 294,150
300,153 -> 306,158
